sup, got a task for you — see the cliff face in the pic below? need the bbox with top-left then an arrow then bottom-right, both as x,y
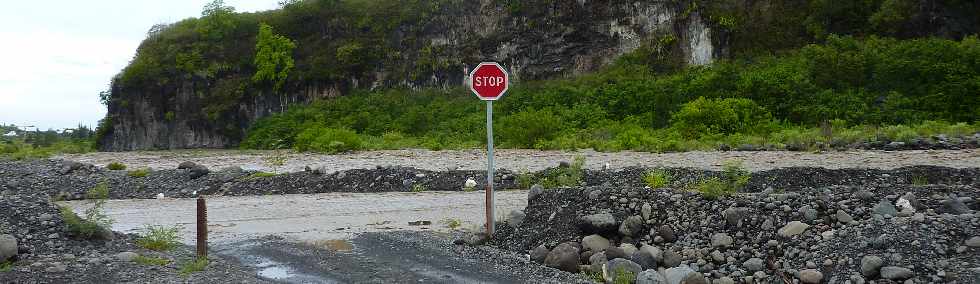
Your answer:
99,0 -> 723,151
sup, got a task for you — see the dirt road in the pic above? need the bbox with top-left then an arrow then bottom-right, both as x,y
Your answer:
61,148 -> 980,173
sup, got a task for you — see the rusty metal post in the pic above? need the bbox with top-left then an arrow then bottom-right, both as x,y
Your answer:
196,197 -> 208,259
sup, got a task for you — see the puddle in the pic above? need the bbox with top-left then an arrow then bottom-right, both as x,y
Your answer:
258,265 -> 294,279
309,239 -> 353,252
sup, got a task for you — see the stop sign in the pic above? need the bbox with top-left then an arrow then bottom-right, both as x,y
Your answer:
469,62 -> 509,100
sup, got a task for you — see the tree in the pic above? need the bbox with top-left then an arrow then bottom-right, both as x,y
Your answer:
252,23 -> 296,111
198,0 -> 237,42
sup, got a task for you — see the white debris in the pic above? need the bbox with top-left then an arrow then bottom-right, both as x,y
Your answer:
464,178 -> 477,189
896,198 -> 914,212
155,193 -> 165,199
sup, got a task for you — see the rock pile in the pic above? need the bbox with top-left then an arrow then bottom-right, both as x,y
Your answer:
491,169 -> 980,283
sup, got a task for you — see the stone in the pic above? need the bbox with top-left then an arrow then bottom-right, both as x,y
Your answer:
854,190 -> 875,201
45,262 -> 66,273
873,199 -> 899,216
507,209 -> 525,226
188,165 -> 210,179
966,236 -> 980,247
115,251 -> 139,262
578,213 -> 618,233
607,258 -> 643,279
710,233 -> 734,247
631,249 -> 657,270
605,247 -> 627,260
836,210 -> 854,223
530,244 -> 549,263
0,234 -> 17,261
544,242 -> 581,273
778,221 -> 810,238
636,269 -> 668,284
641,203 -> 653,220
582,234 -> 611,253
743,257 -> 766,272
801,206 -> 818,221
800,269 -> 823,284
528,184 -> 544,200
941,197 -> 972,214
589,251 -> 607,272
59,161 -> 83,175
861,255 -> 884,277
619,215 -> 645,236
657,225 -> 676,242
177,161 -> 198,169
710,250 -> 724,263
880,266 -> 914,280
714,277 -> 735,284
640,245 -> 663,263
620,243 -> 638,257
662,249 -> 682,268
664,266 -> 706,284
722,207 -> 750,226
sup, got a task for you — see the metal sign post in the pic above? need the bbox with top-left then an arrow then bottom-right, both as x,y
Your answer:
469,62 -> 509,236
485,100 -> 495,235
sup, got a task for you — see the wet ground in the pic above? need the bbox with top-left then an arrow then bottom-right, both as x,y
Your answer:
60,148 -> 980,173
60,190 -> 552,283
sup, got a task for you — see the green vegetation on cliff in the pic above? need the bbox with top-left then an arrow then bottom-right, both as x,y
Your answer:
242,36 -> 980,152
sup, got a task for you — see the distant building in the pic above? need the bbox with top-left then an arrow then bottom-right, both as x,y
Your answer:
3,131 -> 16,137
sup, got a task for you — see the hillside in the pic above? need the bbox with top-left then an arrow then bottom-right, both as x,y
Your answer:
96,0 -> 980,151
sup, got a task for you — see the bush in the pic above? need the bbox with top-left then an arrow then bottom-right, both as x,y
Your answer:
643,168 -> 671,188
107,162 -> 127,170
690,177 -> 733,200
294,126 -> 362,153
178,258 -> 209,276
134,255 -> 171,266
671,97 -> 774,139
722,160 -> 750,190
411,184 -> 427,192
136,225 -> 182,251
59,201 -> 114,239
128,168 -> 151,178
515,169 -> 534,189
539,156 -> 585,188
86,181 -> 110,199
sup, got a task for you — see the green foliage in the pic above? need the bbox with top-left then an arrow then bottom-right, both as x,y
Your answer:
134,255 -> 171,266
294,126 -> 362,153
611,266 -> 636,284
59,201 -> 114,239
690,177 -> 733,200
411,183 -> 427,192
106,162 -> 126,171
128,168 -> 151,178
515,169 -> 534,190
539,156 -> 585,188
178,258 -> 209,276
0,261 -> 11,272
671,97 -> 774,139
721,160 -> 750,190
910,174 -> 928,186
264,147 -> 288,174
136,225 -> 182,251
252,23 -> 296,93
643,168 -> 671,188
86,181 -> 110,199
442,218 -> 461,230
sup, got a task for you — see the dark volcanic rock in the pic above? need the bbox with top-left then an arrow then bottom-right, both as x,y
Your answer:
543,242 -> 580,273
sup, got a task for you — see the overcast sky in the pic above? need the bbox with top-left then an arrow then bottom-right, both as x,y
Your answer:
0,1 -> 281,130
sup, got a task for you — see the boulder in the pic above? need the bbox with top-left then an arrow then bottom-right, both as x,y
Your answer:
114,251 -> 139,262
799,269 -> 823,284
966,236 -> 980,248
177,161 -> 199,169
619,243 -> 638,257
578,213 -> 618,233
619,215 -> 644,236
0,234 -> 17,261
630,248 -> 657,270
639,245 -> 663,263
836,210 -> 854,223
664,266 -> 706,284
544,242 -> 581,273
743,257 -> 765,272
188,165 -> 210,179
873,199 -> 898,216
636,269 -> 668,284
606,258 -> 643,279
528,184 -> 544,200
662,249 -> 682,268
880,266 -> 914,280
710,233 -> 733,247
657,225 -> 675,242
589,251 -> 607,272
59,161 -> 84,175
530,244 -> 549,263
777,221 -> 810,238
605,246 -> 627,260
722,207 -> 750,226
507,209 -> 525,226
941,197 -> 972,214
641,203 -> 652,220
581,234 -> 610,253
861,255 -> 884,277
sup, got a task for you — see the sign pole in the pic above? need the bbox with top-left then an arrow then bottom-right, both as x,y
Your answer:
485,100 -> 495,235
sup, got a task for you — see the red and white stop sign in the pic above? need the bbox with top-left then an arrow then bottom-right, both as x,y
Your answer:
469,62 -> 509,100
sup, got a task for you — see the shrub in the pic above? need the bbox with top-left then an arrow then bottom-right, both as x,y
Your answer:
539,156 -> 585,188
498,108 -> 564,148
442,218 -> 462,230
612,266 -> 637,284
86,181 -> 110,199
671,97 -> 774,139
107,162 -> 127,170
0,261 -> 12,272
579,270 -> 603,283
515,169 -> 534,189
411,184 -> 427,192
721,160 -> 750,190
128,168 -> 151,178
643,168 -> 671,188
178,258 -> 209,276
294,126 -> 362,153
136,225 -> 182,251
690,177 -> 733,200
59,201 -> 114,239
134,255 -> 171,266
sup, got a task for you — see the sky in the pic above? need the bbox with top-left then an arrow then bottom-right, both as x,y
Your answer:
0,1 -> 281,130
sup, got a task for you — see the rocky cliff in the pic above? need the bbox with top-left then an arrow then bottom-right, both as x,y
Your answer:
98,0 -> 725,151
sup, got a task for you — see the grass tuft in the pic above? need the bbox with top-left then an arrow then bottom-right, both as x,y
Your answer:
178,258 -> 209,276
643,168 -> 671,188
128,168 -> 151,178
59,200 -> 113,239
85,180 -> 110,200
107,162 -> 127,170
136,225 -> 182,251
134,255 -> 170,266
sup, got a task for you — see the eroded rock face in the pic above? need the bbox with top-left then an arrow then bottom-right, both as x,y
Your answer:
100,1 -> 719,151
